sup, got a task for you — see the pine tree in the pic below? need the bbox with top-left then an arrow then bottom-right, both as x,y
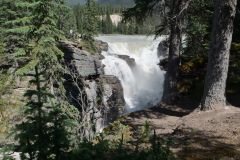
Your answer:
82,0 -> 99,40
0,0 -> 28,70
105,10 -> 113,34
162,0 -> 191,103
5,1 -> 77,159
55,0 -> 77,38
0,22 -> 4,61
5,0 -> 65,80
73,5 -> 85,35
15,66 -> 72,160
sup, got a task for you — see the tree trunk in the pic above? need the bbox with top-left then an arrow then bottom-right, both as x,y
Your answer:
162,0 -> 190,104
199,0 -> 237,110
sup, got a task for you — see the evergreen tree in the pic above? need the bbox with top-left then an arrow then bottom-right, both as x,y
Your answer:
105,11 -> 113,34
0,0 -> 28,70
73,5 -> 85,34
10,0 -> 65,78
185,0 -> 213,57
162,0 -> 191,103
15,66 -> 72,160
5,0 -> 76,159
55,0 -> 77,38
82,0 -> 99,40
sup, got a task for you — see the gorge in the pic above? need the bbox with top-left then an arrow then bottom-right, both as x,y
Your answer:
59,35 -> 167,134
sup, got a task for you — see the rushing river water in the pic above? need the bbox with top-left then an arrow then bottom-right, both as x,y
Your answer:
96,35 -> 166,113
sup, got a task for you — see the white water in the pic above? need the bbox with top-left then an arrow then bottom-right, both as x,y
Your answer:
96,35 -> 166,113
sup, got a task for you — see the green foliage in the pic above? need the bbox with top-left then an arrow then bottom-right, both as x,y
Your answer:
123,0 -> 167,35
178,0 -> 239,102
103,120 -> 133,145
102,11 -> 114,34
123,0 -> 159,22
73,3 -> 156,35
3,2 -> 83,157
0,72 -> 15,136
0,72 -> 11,95
3,0 -> 66,77
55,0 -> 77,38
72,4 -> 85,34
0,0 -> 28,68
184,0 -> 213,57
80,39 -> 101,54
0,38 -> 4,57
70,120 -> 176,160
82,0 -> 99,40
0,145 -> 16,160
15,66 -> 75,160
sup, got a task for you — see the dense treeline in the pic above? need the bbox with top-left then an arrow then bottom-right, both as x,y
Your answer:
72,4 -> 156,35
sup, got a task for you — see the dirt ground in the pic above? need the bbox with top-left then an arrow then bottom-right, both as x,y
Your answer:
125,104 -> 240,160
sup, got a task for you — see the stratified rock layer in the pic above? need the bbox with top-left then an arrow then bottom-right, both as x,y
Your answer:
59,40 -> 125,134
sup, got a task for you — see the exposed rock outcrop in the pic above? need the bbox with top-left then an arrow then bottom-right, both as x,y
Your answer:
59,41 -> 103,78
100,75 -> 125,123
117,55 -> 136,67
58,40 -> 125,135
95,40 -> 108,52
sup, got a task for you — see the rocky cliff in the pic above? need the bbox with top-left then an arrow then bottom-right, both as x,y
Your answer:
58,40 -> 125,135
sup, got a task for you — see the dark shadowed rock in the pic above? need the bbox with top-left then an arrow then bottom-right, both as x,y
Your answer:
100,75 -> 125,124
158,39 -> 169,58
117,55 -> 136,67
158,58 -> 168,71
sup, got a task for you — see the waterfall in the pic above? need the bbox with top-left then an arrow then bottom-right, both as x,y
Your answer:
97,35 -> 166,113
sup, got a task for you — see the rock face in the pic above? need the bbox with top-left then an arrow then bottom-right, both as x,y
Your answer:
100,75 -> 125,124
60,41 -> 103,77
117,55 -> 136,67
157,39 -> 168,58
95,40 -> 108,52
58,40 -> 125,135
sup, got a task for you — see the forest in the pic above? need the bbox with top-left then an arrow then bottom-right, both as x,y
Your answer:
72,4 -> 157,35
0,0 -> 240,160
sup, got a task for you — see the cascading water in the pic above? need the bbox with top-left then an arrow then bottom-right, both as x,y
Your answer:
97,35 -> 166,113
